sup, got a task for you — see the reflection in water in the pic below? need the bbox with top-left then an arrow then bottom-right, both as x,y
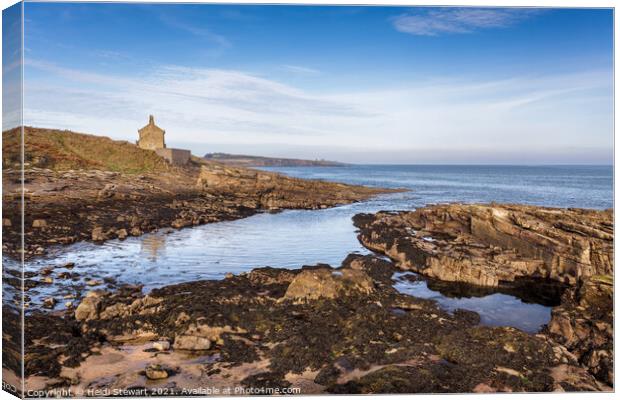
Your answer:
10,207 -> 372,314
424,276 -> 567,307
393,272 -> 565,333
141,235 -> 166,261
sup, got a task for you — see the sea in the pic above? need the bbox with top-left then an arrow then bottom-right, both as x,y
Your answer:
8,165 -> 613,333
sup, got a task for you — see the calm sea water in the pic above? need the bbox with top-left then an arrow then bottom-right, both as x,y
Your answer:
262,164 -> 613,210
10,165 -> 613,332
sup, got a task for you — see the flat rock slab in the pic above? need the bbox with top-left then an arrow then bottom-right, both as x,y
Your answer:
353,203 -> 613,287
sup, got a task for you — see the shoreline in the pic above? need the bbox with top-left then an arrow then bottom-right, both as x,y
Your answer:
2,203 -> 613,394
1,136 -> 613,395
4,249 -> 611,395
2,164 -> 398,260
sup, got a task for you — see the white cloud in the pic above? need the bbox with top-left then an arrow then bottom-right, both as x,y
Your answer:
281,65 -> 321,75
23,60 -> 612,163
392,8 -> 536,36
23,61 -> 370,142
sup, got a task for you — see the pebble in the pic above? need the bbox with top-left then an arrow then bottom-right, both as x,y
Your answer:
43,298 -> 56,308
86,289 -> 107,298
117,229 -> 128,240
152,340 -> 171,351
503,343 -> 516,353
86,279 -> 102,286
145,364 -> 168,380
42,277 -> 53,284
32,219 -> 47,228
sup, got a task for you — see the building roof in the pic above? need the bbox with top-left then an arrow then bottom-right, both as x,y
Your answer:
138,115 -> 165,135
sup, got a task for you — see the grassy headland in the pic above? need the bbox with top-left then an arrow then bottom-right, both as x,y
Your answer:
3,127 -> 171,174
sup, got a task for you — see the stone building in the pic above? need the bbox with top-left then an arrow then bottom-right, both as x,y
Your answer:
155,148 -> 191,165
137,115 -> 191,165
137,115 -> 166,150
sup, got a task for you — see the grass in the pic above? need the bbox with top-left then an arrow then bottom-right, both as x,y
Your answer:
591,274 -> 613,285
3,127 -> 172,174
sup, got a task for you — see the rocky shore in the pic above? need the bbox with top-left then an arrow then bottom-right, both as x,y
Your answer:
6,254 -> 610,395
3,203 -> 613,394
353,204 -> 613,287
545,275 -> 613,385
1,163 -> 390,259
353,203 -> 614,387
1,129 -> 613,396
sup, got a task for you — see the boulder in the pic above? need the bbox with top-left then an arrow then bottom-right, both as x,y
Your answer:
99,303 -> 130,320
91,227 -> 106,241
173,335 -> 211,351
75,296 -> 102,321
98,295 -> 162,320
283,267 -> 374,302
172,323 -> 245,351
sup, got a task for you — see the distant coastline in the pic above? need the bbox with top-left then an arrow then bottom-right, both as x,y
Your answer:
203,152 -> 346,167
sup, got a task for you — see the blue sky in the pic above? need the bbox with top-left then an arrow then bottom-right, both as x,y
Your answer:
12,3 -> 614,163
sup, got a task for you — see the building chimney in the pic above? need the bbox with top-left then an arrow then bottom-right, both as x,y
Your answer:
149,115 -> 155,125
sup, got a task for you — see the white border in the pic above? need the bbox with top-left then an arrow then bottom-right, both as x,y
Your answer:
0,1 -> 616,400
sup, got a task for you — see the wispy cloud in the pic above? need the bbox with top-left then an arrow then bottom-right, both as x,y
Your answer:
23,60 -> 368,141
159,14 -> 230,47
392,8 -> 537,36
281,64 -> 321,75
23,59 -> 611,163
